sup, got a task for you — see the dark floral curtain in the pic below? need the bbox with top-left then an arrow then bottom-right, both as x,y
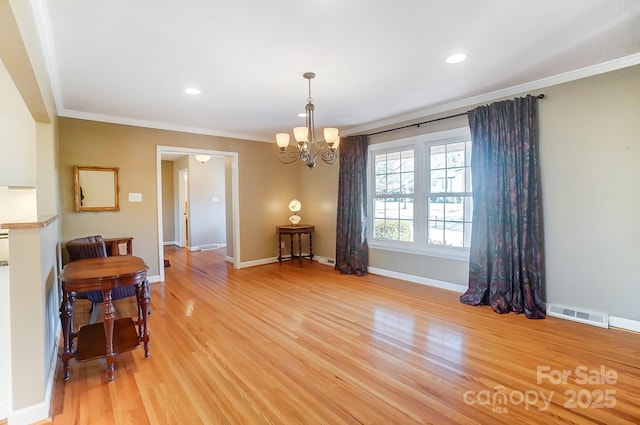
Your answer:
460,95 -> 545,319
335,135 -> 369,275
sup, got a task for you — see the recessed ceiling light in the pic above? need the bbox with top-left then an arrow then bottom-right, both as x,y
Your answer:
185,87 -> 201,95
446,53 -> 467,64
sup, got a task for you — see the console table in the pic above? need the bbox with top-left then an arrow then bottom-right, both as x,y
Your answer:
103,236 -> 133,256
59,255 -> 150,382
277,225 -> 314,265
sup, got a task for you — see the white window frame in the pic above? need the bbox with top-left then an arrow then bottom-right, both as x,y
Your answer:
370,144 -> 416,244
367,127 -> 472,261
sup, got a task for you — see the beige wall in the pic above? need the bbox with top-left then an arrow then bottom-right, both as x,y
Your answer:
189,155 -> 226,248
161,160 -> 175,242
1,0 -> 54,123
0,55 -> 36,186
225,157 -> 234,256
58,117 -> 300,275
298,159 -> 340,260
173,155 -> 189,247
36,121 -> 60,216
357,65 -> 640,321
538,65 -> 640,320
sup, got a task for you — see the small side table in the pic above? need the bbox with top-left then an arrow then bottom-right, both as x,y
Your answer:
277,225 -> 314,265
59,255 -> 150,382
103,237 -> 133,256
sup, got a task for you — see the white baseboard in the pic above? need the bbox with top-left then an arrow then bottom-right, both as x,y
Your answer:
239,257 -> 278,268
40,320 -> 61,423
362,270 -> 640,333
368,266 -> 467,293
238,254 -> 327,269
8,400 -> 50,425
163,240 -> 177,246
200,243 -> 226,251
148,274 -> 161,283
9,308 -> 62,424
236,258 -> 467,288
237,256 -> 324,268
0,400 -> 10,423
609,316 -> 640,333
164,255 -> 640,333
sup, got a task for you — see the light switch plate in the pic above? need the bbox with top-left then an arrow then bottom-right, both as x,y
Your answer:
129,192 -> 142,202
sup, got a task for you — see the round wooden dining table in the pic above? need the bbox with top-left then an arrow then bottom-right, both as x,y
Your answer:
59,255 -> 150,382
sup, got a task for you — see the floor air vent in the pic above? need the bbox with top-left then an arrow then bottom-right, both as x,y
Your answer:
317,257 -> 336,266
547,303 -> 609,328
200,244 -> 219,251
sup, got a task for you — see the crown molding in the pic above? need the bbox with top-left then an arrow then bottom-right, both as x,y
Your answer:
31,0 -> 639,142
342,53 -> 640,136
31,0 -> 272,143
58,108 -> 273,143
61,51 -> 639,143
30,0 -> 63,115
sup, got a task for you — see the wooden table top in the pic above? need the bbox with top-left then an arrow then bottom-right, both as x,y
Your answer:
276,224 -> 314,232
60,256 -> 148,288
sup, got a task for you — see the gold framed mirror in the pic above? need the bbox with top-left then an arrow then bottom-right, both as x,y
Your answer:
74,166 -> 120,212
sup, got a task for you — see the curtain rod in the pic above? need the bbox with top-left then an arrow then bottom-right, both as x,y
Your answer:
367,94 -> 545,137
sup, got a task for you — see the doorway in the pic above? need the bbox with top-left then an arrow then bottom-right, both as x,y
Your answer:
156,146 -> 240,282
177,168 -> 188,248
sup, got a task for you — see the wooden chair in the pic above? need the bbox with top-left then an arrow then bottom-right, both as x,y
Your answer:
66,235 -> 138,324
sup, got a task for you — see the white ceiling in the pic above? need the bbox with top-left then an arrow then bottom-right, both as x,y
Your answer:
37,0 -> 640,142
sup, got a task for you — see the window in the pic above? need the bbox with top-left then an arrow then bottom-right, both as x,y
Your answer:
427,141 -> 473,248
372,149 -> 414,242
368,128 -> 472,260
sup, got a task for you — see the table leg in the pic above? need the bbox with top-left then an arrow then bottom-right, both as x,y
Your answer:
308,231 -> 314,263
137,279 -> 151,357
277,233 -> 283,265
103,289 -> 115,382
59,290 -> 75,381
297,234 -> 303,265
289,235 -> 294,260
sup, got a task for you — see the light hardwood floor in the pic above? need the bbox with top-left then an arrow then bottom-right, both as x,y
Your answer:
44,246 -> 639,424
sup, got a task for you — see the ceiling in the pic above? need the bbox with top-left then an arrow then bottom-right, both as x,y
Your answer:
37,0 -> 640,143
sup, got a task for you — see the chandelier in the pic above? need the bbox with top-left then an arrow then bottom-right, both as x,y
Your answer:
275,72 -> 340,168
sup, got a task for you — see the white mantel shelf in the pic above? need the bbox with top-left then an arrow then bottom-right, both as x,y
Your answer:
0,214 -> 57,230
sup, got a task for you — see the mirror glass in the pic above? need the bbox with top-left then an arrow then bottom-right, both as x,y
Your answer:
74,166 -> 119,212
